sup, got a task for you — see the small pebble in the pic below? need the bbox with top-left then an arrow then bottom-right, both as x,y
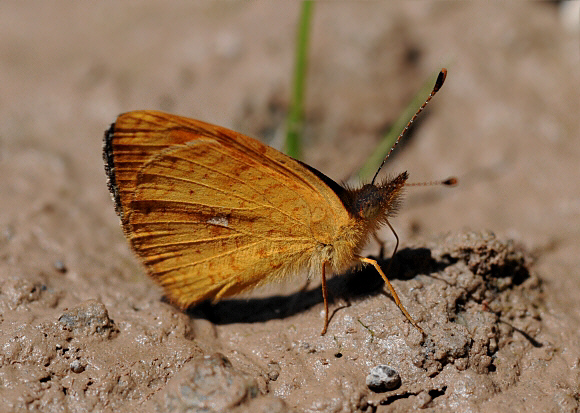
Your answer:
70,360 -> 85,373
366,365 -> 401,392
415,391 -> 432,408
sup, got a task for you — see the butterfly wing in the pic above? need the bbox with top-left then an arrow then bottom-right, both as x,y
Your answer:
104,111 -> 351,308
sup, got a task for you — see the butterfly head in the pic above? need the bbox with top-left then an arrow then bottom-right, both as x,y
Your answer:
349,171 -> 408,225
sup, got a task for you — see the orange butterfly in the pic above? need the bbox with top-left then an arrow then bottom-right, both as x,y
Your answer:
104,69 -> 452,335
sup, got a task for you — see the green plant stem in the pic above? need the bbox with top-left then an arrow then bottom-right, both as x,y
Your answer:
285,1 -> 314,159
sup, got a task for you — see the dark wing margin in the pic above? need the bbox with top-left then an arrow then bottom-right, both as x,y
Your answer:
103,122 -> 123,220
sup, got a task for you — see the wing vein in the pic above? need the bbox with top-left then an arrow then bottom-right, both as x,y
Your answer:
141,170 -> 311,229
150,239 -> 275,276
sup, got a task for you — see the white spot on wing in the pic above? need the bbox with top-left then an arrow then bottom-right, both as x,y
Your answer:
207,216 -> 229,228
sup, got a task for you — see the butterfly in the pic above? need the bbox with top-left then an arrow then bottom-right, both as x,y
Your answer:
103,69 -> 452,335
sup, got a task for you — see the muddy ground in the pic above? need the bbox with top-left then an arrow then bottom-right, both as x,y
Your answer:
0,2 -> 579,412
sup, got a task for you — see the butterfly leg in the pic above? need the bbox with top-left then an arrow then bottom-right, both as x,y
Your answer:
358,256 -> 425,336
320,261 -> 330,335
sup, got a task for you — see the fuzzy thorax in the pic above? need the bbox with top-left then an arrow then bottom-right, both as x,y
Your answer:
317,171 -> 408,274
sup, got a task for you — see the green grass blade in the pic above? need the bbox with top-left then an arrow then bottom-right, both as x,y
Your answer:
284,1 -> 314,159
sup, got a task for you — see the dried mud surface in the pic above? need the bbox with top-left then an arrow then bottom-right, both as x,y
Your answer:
1,2 -> 579,412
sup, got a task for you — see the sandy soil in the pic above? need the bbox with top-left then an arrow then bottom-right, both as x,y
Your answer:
1,2 -> 579,412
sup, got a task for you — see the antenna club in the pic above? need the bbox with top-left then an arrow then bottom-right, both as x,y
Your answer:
443,177 -> 458,186
433,69 -> 447,93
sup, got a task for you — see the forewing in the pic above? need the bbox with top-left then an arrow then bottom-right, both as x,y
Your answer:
104,111 -> 350,307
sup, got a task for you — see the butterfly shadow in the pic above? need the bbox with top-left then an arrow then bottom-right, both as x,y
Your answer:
185,246 -> 454,327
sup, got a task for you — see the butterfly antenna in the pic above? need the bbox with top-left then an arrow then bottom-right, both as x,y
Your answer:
371,69 -> 448,186
406,177 -> 458,187
383,218 -> 400,279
